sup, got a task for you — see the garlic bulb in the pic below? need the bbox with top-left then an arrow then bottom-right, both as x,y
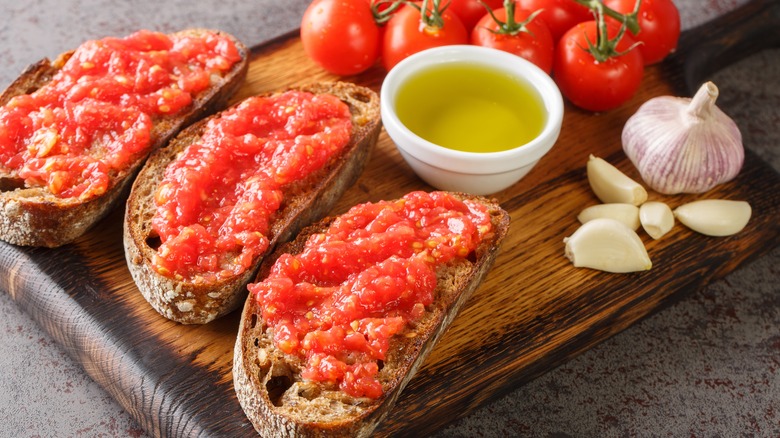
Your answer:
622,81 -> 744,194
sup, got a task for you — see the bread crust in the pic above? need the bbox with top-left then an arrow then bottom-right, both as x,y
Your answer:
123,82 -> 382,324
233,192 -> 510,437
0,29 -> 249,247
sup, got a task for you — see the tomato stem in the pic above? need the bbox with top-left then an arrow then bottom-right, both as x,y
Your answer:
571,0 -> 642,35
406,0 -> 448,30
582,1 -> 641,63
371,0 -> 405,25
480,0 -> 543,36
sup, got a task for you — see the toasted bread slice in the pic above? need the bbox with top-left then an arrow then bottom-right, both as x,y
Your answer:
233,192 -> 510,437
0,29 -> 249,247
123,82 -> 382,324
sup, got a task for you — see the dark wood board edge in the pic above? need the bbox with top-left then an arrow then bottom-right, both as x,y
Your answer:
0,209 -> 255,437
662,0 -> 780,95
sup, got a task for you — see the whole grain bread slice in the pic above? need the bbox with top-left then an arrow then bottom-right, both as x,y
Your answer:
233,192 -> 510,437
123,82 -> 382,324
0,29 -> 249,247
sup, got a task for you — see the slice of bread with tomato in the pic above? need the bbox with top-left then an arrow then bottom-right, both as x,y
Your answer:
0,29 -> 249,247
233,191 -> 510,437
123,82 -> 382,324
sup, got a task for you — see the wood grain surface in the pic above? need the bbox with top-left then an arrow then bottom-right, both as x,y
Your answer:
1,1 -> 779,436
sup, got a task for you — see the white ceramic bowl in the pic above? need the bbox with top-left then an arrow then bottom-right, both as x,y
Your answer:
380,45 -> 564,195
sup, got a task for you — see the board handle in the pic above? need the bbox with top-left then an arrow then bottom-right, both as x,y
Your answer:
664,0 -> 780,95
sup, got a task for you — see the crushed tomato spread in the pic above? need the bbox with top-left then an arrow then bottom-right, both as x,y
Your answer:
0,30 -> 241,200
248,191 -> 495,399
151,91 -> 353,283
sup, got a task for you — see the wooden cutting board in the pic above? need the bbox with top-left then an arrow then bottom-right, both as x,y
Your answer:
2,1 -> 779,436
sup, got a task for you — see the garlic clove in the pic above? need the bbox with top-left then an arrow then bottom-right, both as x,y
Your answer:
577,203 -> 641,230
564,218 -> 652,273
673,199 -> 751,236
586,155 -> 648,206
622,81 -> 744,195
639,201 -> 675,240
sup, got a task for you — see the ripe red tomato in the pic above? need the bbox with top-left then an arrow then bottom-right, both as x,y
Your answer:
382,2 -> 469,71
301,0 -> 381,76
471,6 -> 554,74
553,21 -> 644,112
448,0 -> 503,32
515,0 -> 592,42
604,0 -> 680,64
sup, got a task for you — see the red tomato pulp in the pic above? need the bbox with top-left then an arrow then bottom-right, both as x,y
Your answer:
0,30 -> 241,200
151,91 -> 353,283
249,191 -> 495,398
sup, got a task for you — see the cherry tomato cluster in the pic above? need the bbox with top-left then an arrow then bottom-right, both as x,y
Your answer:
300,0 -> 680,112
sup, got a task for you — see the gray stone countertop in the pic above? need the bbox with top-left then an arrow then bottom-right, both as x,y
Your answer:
1,0 -> 778,436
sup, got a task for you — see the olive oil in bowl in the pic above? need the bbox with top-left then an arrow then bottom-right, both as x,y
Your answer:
394,62 -> 546,153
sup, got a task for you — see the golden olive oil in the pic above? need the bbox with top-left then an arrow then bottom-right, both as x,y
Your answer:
395,62 -> 546,153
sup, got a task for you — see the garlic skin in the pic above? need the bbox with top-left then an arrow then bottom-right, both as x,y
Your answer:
622,81 -> 744,195
564,218 -> 652,273
674,199 -> 751,236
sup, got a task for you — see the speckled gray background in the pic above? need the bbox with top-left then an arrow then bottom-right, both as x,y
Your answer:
1,0 -> 778,437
